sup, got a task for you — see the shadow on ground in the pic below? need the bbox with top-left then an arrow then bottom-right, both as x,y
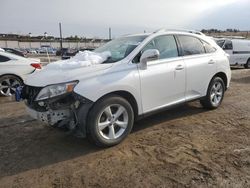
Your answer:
0,102 -> 205,178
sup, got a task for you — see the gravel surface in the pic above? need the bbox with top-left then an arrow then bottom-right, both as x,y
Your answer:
0,68 -> 249,188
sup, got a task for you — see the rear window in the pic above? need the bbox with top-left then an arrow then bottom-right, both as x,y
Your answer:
216,40 -> 225,48
178,35 -> 205,56
203,41 -> 217,53
0,55 -> 10,62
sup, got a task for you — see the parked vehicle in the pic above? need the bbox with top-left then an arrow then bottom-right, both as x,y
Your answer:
57,48 -> 95,60
0,51 -> 42,96
38,45 -> 56,54
61,48 -> 78,60
26,48 -> 38,54
215,38 -> 250,68
21,29 -> 231,147
56,48 -> 68,56
79,48 -> 95,52
3,48 -> 26,57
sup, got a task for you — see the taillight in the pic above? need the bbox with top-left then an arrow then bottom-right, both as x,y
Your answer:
30,63 -> 42,69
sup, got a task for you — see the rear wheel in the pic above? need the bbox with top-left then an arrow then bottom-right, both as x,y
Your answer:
86,95 -> 134,147
0,75 -> 22,96
200,77 -> 225,110
244,59 -> 250,69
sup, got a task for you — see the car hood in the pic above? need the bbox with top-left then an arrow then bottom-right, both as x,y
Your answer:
25,63 -> 113,87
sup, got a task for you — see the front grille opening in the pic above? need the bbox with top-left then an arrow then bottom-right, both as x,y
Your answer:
21,85 -> 43,106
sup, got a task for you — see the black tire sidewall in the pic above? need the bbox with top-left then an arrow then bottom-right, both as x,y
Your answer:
87,95 -> 134,147
244,59 -> 250,69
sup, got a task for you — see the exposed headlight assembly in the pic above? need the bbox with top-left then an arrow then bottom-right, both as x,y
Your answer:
35,81 -> 78,101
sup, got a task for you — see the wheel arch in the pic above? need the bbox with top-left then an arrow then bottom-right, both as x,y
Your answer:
96,90 -> 139,119
0,73 -> 24,83
212,72 -> 228,90
246,57 -> 250,65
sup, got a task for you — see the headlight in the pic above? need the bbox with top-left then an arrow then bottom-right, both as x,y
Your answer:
35,81 -> 78,101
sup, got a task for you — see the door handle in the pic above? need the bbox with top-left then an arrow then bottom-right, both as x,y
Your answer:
175,64 -> 184,70
208,60 -> 216,64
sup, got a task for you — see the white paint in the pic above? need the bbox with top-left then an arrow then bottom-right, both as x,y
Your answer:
0,51 -> 38,81
25,30 -> 231,115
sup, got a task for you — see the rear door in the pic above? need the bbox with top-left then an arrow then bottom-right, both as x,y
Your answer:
177,35 -> 217,100
0,54 -> 33,77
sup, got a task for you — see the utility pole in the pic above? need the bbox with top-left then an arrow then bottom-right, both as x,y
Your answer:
59,23 -> 63,58
109,27 -> 112,40
29,32 -> 32,48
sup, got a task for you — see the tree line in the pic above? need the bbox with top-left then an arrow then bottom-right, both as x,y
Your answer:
201,29 -> 241,33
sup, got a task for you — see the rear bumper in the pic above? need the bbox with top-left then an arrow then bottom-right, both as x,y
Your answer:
226,69 -> 232,89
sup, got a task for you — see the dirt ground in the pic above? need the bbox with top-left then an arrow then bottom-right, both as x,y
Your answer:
0,68 -> 249,188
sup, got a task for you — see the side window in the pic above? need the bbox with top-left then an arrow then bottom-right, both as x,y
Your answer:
178,35 -> 205,56
216,40 -> 225,48
133,35 -> 178,63
203,41 -> 217,53
0,55 -> 10,62
223,40 -> 233,50
154,35 -> 178,59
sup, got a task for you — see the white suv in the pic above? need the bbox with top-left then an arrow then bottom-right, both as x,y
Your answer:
21,29 -> 231,147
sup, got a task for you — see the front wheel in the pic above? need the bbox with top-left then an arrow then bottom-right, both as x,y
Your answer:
86,95 -> 134,147
200,77 -> 225,110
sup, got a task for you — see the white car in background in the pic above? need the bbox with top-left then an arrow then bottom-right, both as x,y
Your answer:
22,29 -> 231,147
215,38 -> 250,68
0,51 -> 42,96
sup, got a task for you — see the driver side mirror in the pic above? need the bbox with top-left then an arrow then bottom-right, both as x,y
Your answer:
139,49 -> 160,70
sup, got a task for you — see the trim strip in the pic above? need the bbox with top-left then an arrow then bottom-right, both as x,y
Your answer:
233,51 -> 250,54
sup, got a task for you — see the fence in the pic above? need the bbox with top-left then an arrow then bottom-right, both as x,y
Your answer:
0,40 -> 105,49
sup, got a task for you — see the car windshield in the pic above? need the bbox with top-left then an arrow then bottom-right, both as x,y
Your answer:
94,35 -> 147,63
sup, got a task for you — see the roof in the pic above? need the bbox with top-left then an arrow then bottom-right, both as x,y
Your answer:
122,28 -> 205,38
153,28 -> 205,36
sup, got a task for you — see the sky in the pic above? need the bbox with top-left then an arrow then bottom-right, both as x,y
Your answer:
0,0 -> 249,38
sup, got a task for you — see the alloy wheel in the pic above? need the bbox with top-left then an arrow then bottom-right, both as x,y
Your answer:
0,77 -> 21,96
210,81 -> 223,106
97,104 -> 128,140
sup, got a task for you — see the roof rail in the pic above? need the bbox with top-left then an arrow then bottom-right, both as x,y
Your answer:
153,28 -> 205,36
213,35 -> 246,39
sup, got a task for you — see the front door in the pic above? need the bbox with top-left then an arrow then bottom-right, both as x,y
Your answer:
137,35 -> 186,113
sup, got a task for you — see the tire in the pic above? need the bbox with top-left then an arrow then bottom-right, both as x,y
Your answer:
86,95 -> 134,147
200,77 -> 225,110
244,59 -> 250,69
0,75 -> 23,96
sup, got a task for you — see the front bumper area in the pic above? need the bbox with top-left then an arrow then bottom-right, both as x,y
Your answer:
22,85 -> 94,137
26,106 -> 71,126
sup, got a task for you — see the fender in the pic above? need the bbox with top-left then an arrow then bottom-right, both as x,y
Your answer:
74,63 -> 143,115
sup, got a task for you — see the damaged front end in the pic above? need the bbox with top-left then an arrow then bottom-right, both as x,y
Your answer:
21,82 -> 93,137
